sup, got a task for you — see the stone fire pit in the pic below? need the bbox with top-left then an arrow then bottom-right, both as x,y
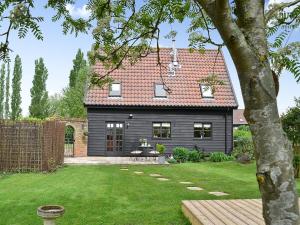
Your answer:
37,205 -> 65,225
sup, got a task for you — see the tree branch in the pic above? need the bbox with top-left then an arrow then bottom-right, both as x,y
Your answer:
265,0 -> 300,23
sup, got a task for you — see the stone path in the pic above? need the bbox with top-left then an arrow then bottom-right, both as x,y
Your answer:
186,186 -> 203,191
149,173 -> 162,177
179,181 -> 193,184
208,191 -> 229,196
134,171 -> 144,175
120,168 -> 128,171
157,177 -> 169,181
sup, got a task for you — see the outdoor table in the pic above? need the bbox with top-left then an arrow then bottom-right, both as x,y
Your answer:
138,145 -> 154,156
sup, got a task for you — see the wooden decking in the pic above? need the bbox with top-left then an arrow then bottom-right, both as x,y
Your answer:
182,199 -> 300,225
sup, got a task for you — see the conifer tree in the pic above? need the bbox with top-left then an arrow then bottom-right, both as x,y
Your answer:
29,58 -> 49,119
0,64 -> 5,119
4,62 -> 10,119
69,49 -> 86,88
11,55 -> 22,120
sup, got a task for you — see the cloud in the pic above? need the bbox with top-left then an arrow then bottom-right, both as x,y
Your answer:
66,4 -> 91,19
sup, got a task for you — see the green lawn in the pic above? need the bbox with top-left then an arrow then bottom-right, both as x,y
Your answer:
0,162 -> 300,225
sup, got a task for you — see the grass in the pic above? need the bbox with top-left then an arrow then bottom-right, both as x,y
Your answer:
0,162 -> 300,225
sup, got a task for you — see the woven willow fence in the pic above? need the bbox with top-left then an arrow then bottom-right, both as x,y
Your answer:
0,120 -> 65,172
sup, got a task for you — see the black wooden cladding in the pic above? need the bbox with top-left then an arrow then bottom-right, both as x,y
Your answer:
87,107 -> 233,156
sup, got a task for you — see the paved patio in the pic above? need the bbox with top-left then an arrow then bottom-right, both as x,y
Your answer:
64,157 -> 165,165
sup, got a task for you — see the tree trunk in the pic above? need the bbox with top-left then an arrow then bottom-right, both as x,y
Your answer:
243,68 -> 299,225
196,1 -> 300,224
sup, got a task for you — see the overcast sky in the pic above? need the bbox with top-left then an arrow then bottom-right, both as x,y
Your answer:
2,0 -> 300,116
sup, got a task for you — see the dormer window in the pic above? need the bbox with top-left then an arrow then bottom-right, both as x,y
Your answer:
200,84 -> 213,98
109,82 -> 121,97
155,84 -> 167,98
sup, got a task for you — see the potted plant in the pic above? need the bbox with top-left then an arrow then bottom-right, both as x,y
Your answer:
139,138 -> 147,147
156,144 -> 166,164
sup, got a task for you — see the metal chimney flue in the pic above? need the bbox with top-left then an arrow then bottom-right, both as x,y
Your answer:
168,39 -> 181,77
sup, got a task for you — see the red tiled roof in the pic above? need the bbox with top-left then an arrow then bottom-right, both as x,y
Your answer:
85,48 -> 238,108
233,109 -> 248,125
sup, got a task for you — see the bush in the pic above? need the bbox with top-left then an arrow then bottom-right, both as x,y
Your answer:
232,126 -> 254,160
188,150 -> 201,162
156,143 -> 166,155
173,147 -> 189,163
293,154 -> 300,178
209,152 -> 234,162
167,158 -> 177,164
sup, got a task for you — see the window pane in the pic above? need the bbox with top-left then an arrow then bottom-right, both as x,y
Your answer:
200,85 -> 213,98
155,84 -> 167,97
153,123 -> 161,127
153,127 -> 161,138
162,123 -> 170,127
161,127 -> 171,138
203,123 -> 212,138
110,83 -> 121,96
194,123 -> 202,128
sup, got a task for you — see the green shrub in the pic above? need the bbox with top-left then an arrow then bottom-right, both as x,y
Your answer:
156,143 -> 166,155
173,147 -> 189,163
209,152 -> 234,162
188,150 -> 201,162
167,158 -> 177,164
232,126 -> 254,160
293,154 -> 300,178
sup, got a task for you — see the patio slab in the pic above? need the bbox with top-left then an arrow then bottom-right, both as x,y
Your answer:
149,173 -> 162,177
134,171 -> 144,174
157,178 -> 169,181
64,156 -> 164,165
179,181 -> 193,184
186,187 -> 203,191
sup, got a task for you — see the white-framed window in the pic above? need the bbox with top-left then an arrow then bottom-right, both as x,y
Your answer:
109,82 -> 121,96
194,122 -> 212,139
153,122 -> 171,138
200,84 -> 213,98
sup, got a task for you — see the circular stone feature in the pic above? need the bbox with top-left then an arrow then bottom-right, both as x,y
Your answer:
37,205 -> 65,219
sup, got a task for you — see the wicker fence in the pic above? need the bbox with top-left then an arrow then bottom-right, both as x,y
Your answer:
0,120 -> 65,172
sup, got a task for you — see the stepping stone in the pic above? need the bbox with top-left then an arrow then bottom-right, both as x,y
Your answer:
134,171 -> 144,174
179,181 -> 193,185
120,168 -> 128,171
150,173 -> 162,177
157,177 -> 169,181
186,186 -> 203,191
208,191 -> 229,196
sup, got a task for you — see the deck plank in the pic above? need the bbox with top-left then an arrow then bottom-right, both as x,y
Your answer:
182,199 -> 300,225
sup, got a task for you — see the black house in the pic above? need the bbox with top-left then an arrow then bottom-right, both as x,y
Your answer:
84,47 -> 238,156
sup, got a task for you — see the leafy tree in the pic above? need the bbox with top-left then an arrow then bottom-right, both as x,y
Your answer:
29,58 -> 49,119
60,66 -> 88,118
11,55 -> 22,120
69,49 -> 87,88
1,0 -> 300,223
0,64 -> 5,119
281,98 -> 300,147
5,62 -> 10,119
47,93 -> 63,117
